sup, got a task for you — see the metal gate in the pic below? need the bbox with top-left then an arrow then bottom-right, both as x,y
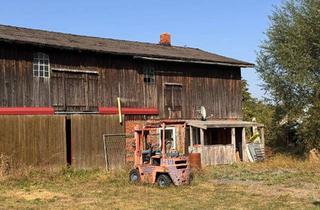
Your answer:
103,134 -> 127,170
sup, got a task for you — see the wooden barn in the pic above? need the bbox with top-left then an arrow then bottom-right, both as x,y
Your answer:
0,24 -> 264,168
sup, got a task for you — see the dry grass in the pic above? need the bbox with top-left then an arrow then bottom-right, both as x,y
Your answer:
0,155 -> 319,209
0,154 -> 11,177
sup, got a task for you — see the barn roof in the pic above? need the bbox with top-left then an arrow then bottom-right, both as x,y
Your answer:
0,24 -> 254,67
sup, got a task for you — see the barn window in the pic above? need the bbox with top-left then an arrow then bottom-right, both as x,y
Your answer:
143,65 -> 155,83
33,52 -> 50,78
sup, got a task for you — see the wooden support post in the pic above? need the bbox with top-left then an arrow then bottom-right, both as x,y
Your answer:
231,128 -> 236,161
190,126 -> 194,147
242,127 -> 247,162
200,128 -> 205,146
260,127 -> 265,148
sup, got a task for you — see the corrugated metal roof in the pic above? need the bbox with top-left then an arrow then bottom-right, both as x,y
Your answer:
187,120 -> 264,129
0,24 -> 254,67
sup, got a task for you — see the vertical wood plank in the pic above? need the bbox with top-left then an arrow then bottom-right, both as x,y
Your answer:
231,128 -> 236,161
189,126 -> 193,147
242,127 -> 247,162
200,129 -> 205,146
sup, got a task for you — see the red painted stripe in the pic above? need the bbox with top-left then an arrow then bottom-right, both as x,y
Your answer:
0,107 -> 54,115
99,107 -> 159,115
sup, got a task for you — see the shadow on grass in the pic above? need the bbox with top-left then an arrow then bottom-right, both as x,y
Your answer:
313,201 -> 320,207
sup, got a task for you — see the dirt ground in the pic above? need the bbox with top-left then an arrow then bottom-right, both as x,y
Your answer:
0,154 -> 319,209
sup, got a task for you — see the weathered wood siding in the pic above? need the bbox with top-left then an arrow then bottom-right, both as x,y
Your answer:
71,115 -> 125,169
192,145 -> 235,165
0,43 -> 242,119
0,44 -> 51,107
0,115 -> 66,166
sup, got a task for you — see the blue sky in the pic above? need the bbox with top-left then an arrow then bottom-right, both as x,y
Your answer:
0,0 -> 282,99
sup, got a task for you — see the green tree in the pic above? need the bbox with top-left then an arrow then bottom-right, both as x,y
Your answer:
242,80 -> 274,144
256,0 -> 320,150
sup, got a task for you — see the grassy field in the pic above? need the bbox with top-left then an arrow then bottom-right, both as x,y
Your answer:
0,154 -> 319,209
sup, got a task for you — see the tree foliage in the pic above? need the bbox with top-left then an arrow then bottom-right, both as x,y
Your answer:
256,0 -> 320,150
242,80 -> 274,143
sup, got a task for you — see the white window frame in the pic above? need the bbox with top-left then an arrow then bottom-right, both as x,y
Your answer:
158,127 -> 176,149
33,52 -> 50,78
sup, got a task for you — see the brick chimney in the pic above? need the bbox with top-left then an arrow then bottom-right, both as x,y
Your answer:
159,32 -> 171,46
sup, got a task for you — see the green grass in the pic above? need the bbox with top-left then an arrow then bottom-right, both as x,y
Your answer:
0,154 -> 319,209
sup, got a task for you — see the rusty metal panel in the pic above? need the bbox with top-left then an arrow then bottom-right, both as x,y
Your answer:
71,114 -> 124,169
0,115 -> 66,167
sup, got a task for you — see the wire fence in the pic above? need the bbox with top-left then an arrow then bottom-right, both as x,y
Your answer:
103,134 -> 132,171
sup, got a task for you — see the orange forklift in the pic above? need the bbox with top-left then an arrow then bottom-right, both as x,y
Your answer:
129,122 -> 192,187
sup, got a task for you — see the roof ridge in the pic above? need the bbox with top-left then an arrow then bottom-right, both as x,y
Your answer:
0,24 -> 201,50
0,24 -> 254,67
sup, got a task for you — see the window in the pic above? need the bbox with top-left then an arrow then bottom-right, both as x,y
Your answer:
33,52 -> 50,78
158,127 -> 176,149
143,65 -> 155,83
206,128 -> 232,145
164,84 -> 182,111
191,127 -> 201,145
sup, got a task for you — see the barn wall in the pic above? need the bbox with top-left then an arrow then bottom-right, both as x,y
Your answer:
0,115 -> 66,167
0,43 -> 51,107
71,115 -> 125,169
0,114 -> 126,169
0,43 -> 242,119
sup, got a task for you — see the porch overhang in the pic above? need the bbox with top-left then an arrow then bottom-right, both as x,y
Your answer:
186,120 -> 264,130
187,120 -> 265,165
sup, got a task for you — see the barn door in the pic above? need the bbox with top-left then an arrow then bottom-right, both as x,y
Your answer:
65,72 -> 87,111
51,70 -> 98,112
50,71 -> 66,111
164,84 -> 182,118
70,115 -> 125,169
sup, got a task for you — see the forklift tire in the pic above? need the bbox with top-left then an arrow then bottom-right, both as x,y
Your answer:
129,169 -> 140,184
157,174 -> 172,188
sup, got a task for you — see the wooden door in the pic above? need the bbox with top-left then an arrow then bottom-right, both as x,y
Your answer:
164,84 -> 182,118
51,70 -> 98,112
65,73 -> 87,111
87,74 -> 99,110
50,71 -> 66,111
70,115 -> 125,169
